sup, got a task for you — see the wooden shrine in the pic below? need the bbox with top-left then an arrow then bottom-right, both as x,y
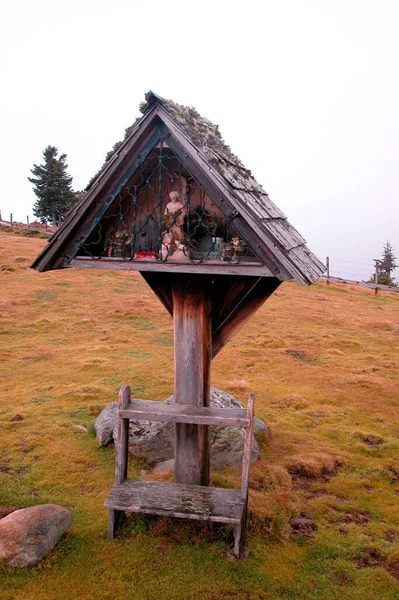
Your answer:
32,92 -> 324,557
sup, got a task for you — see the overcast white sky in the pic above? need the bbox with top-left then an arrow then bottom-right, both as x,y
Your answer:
1,0 -> 398,280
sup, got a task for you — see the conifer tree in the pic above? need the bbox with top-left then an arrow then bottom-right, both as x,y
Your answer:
28,146 -> 77,226
368,241 -> 397,286
380,241 -> 397,280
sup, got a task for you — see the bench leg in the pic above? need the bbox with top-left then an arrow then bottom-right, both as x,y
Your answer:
107,509 -> 125,540
233,503 -> 247,559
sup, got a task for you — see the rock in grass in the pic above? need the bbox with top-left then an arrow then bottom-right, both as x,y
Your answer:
211,424 -> 259,467
94,401 -> 118,446
253,417 -> 269,437
153,458 -> 175,473
0,504 -> 73,567
126,420 -> 175,464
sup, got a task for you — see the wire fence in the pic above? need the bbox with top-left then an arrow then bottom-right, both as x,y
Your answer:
324,256 -> 399,294
0,213 -> 56,236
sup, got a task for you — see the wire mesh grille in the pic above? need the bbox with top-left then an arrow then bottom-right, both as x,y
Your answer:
76,142 -> 259,265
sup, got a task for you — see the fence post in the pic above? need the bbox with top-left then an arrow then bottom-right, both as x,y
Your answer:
326,256 -> 330,286
27,215 -> 29,228
10,213 -> 12,229
374,260 -> 379,296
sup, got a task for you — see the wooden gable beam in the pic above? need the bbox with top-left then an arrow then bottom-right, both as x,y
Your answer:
211,275 -> 260,332
212,276 -> 281,358
140,272 -> 173,317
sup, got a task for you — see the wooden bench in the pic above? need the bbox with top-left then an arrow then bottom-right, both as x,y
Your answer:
104,385 -> 255,558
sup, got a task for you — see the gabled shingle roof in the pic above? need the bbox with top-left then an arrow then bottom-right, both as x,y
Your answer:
32,91 -> 325,283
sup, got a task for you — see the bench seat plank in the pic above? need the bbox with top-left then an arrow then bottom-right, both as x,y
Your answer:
119,400 -> 250,427
105,480 -> 245,524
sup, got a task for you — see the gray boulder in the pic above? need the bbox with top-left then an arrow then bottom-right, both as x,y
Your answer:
109,387 -> 263,467
210,424 -> 259,468
94,401 -> 118,446
253,417 -> 270,437
0,504 -> 73,567
153,458 -> 175,473
125,420 -> 174,464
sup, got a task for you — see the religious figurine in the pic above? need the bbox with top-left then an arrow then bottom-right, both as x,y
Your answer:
105,226 -> 133,258
232,236 -> 245,258
161,190 -> 187,260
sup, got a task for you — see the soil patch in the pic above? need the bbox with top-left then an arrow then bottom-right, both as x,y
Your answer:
356,547 -> 399,581
290,515 -> 316,538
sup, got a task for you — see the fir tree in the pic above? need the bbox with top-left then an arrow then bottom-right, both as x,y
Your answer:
28,146 -> 77,226
380,240 -> 397,279
368,241 -> 397,286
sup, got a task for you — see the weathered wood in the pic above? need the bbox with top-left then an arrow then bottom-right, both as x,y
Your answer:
233,501 -> 247,559
104,480 -> 245,524
32,93 -> 325,284
115,385 -> 130,485
140,272 -> 173,317
165,132 -> 290,280
107,508 -> 126,540
160,110 -> 308,283
211,276 -> 261,333
67,257 -> 275,278
321,276 -> 399,293
105,387 -> 257,556
63,127 -> 165,265
232,392 -> 255,558
109,385 -> 131,538
32,108 -> 161,272
212,278 -> 281,357
119,400 -> 250,427
374,261 -> 379,296
241,393 -> 255,498
326,256 -> 330,286
172,275 -> 212,486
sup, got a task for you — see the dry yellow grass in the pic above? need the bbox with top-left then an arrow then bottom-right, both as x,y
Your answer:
1,230 -> 399,599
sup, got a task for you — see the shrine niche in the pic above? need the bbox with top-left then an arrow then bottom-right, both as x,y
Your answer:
75,143 -> 259,266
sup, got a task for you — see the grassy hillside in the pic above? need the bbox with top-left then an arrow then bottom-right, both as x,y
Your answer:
1,231 -> 398,600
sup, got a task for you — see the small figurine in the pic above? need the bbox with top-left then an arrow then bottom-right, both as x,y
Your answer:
161,190 -> 187,260
105,226 -> 133,258
232,236 -> 245,256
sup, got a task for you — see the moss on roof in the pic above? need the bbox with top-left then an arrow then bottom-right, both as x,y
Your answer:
141,92 -> 248,172
86,92 -> 252,190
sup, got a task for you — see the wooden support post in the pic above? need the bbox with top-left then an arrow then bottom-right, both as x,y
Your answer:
27,215 -> 29,228
326,256 -> 330,286
172,275 -> 212,486
10,214 -> 12,229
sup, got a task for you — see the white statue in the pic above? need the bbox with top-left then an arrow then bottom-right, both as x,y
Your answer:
161,190 -> 187,260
